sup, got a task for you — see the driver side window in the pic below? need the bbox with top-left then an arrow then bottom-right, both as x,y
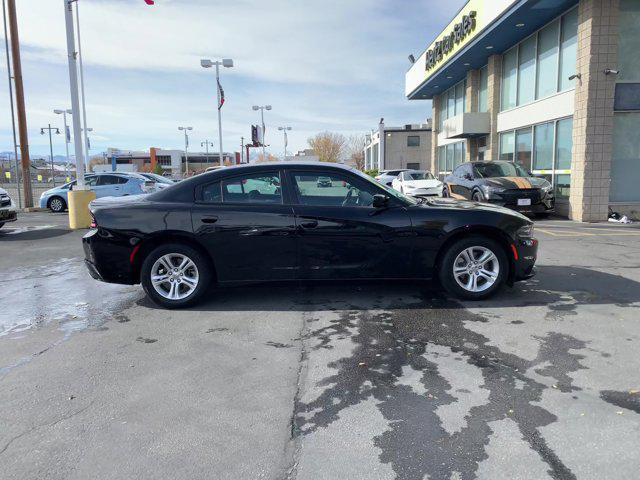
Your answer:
291,171 -> 378,207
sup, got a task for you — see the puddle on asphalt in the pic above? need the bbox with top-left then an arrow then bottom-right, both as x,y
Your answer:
0,257 -> 141,338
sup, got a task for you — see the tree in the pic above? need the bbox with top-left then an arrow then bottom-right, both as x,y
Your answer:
346,134 -> 367,171
307,132 -> 346,163
153,162 -> 164,175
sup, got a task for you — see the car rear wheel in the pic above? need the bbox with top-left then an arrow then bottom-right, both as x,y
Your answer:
472,191 -> 483,202
48,196 -> 66,213
439,236 -> 507,300
140,243 -> 212,308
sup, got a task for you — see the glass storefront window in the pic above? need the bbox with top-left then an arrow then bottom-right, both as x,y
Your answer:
618,0 -> 640,82
499,131 -> 515,161
502,47 -> 518,110
447,89 -> 455,119
446,144 -> 454,172
533,122 -> 554,171
518,35 -> 536,105
555,118 -> 573,198
515,128 -> 533,171
559,7 -> 578,91
536,20 -> 559,100
453,142 -> 463,169
611,113 -> 640,202
455,81 -> 465,115
478,65 -> 488,113
438,146 -> 446,173
439,95 -> 447,130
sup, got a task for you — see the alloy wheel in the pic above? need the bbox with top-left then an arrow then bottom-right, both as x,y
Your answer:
453,246 -> 499,293
50,198 -> 64,212
150,253 -> 199,300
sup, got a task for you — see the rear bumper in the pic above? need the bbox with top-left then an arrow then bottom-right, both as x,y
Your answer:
82,228 -> 138,285
513,237 -> 538,281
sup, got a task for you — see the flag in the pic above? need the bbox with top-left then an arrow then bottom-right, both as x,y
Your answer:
144,0 -> 155,5
217,78 -> 225,110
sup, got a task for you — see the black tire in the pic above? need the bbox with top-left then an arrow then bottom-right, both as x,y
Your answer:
140,243 -> 213,309
472,191 -> 484,202
48,196 -> 67,213
438,235 -> 508,300
442,186 -> 449,198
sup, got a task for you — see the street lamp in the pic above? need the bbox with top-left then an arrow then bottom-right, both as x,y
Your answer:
201,140 -> 215,165
278,126 -> 292,160
54,109 -> 72,180
178,126 -> 193,176
41,124 -> 60,186
252,105 -> 272,159
82,126 -> 93,162
201,58 -> 233,168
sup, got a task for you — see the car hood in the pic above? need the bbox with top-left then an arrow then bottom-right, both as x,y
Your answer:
420,197 -> 530,221
405,179 -> 442,188
480,176 -> 549,190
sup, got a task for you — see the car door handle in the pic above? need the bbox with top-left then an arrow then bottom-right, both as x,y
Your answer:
201,216 -> 218,224
299,220 -> 318,229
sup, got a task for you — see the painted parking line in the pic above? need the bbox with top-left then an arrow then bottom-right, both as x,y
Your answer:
537,227 -> 640,237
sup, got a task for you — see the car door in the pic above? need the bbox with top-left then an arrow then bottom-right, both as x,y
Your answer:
392,172 -> 403,191
94,174 -> 124,197
191,170 -> 298,282
288,169 -> 414,280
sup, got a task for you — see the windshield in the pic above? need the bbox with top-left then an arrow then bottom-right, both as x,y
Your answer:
144,173 -> 173,184
407,171 -> 434,180
353,169 -> 419,205
473,162 -> 530,178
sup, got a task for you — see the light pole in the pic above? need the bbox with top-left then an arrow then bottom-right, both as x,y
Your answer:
63,0 -> 86,190
3,0 -> 21,207
83,127 -> 93,163
252,105 -> 271,159
54,108 -> 72,180
178,126 -> 193,176
201,140 -> 214,165
41,124 -> 60,186
74,0 -> 90,168
278,126 -> 292,160
201,58 -> 233,169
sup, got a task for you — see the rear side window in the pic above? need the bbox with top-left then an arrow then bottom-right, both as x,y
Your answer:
199,172 -> 282,205
98,175 -> 127,185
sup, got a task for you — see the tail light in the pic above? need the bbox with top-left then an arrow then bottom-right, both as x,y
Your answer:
90,213 -> 97,229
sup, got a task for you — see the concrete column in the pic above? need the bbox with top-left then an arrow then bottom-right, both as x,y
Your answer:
485,54 -> 502,160
431,94 -> 440,174
569,0 -> 619,222
465,70 -> 480,161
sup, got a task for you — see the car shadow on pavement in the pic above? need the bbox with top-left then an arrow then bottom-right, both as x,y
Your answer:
0,227 -> 70,241
137,265 -> 640,312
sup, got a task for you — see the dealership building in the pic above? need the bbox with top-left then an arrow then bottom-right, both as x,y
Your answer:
405,0 -> 639,221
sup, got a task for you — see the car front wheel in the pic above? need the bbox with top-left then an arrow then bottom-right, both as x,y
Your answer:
48,196 -> 66,213
140,243 -> 212,308
439,236 -> 507,300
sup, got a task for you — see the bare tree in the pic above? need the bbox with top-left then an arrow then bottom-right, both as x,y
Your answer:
346,134 -> 367,170
307,132 -> 346,163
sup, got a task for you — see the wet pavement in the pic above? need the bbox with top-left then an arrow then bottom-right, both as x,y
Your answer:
1,212 -> 639,479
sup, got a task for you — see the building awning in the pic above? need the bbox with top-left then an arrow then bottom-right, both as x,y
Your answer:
406,0 -> 578,100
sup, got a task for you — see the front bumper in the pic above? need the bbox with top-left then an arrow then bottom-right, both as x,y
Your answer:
0,207 -> 17,223
513,237 -> 538,281
408,189 -> 443,198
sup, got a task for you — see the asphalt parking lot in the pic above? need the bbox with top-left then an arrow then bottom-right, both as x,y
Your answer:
1,212 -> 639,480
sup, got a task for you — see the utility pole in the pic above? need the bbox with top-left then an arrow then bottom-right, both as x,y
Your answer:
178,126 -> 192,176
240,136 -> 244,163
41,124 -> 60,186
2,0 -> 21,207
74,0 -> 90,167
7,0 -> 33,207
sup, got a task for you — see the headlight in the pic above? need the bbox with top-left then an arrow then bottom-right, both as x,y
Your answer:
517,224 -> 534,238
481,185 -> 505,197
540,183 -> 553,193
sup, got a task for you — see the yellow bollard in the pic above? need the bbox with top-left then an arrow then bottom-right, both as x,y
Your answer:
68,189 -> 97,229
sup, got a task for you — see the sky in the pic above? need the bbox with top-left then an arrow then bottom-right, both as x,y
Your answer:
0,0 -> 465,160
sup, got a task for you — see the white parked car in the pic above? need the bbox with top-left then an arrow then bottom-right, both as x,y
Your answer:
374,169 -> 409,187
0,187 -> 17,229
392,170 -> 444,197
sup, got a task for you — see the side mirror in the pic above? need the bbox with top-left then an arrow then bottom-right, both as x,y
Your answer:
372,194 -> 389,209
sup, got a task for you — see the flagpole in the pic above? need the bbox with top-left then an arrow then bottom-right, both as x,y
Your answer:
216,62 -> 224,167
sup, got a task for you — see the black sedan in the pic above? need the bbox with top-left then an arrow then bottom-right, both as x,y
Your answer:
83,162 -> 538,308
443,161 -> 554,215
